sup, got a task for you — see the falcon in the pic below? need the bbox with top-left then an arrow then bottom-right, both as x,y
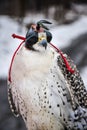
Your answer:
8,20 -> 87,130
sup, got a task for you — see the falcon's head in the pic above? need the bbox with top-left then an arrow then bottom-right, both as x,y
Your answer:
25,20 -> 52,51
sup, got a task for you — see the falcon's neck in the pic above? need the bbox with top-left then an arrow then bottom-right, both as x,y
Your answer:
12,44 -> 56,82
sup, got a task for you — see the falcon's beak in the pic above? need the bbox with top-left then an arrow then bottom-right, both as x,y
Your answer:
39,39 -> 47,49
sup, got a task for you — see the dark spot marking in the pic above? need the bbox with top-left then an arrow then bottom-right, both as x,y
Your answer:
44,92 -> 46,95
25,117 -> 27,120
56,82 -> 59,84
51,126 -> 53,128
44,101 -> 46,103
63,93 -> 67,96
58,90 -> 60,93
51,113 -> 54,115
44,106 -> 46,108
44,96 -> 47,99
57,85 -> 60,88
47,101 -> 49,104
49,105 -> 52,108
57,104 -> 60,107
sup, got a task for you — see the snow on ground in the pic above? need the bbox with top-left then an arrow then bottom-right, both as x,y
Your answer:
51,15 -> 87,48
0,16 -> 26,78
0,14 -> 87,88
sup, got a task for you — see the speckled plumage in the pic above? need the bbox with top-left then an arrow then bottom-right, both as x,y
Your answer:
8,41 -> 87,130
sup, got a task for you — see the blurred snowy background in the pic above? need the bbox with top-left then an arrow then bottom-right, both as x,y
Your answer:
0,0 -> 87,130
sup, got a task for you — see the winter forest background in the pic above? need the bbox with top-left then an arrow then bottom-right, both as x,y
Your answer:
0,0 -> 87,130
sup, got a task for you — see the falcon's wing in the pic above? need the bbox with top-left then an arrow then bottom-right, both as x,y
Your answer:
57,53 -> 87,109
8,81 -> 20,117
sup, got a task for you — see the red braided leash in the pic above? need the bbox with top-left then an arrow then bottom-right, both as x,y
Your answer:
8,34 -> 75,82
50,43 -> 75,73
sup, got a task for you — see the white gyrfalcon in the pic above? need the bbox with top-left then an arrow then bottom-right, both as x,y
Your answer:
8,20 -> 87,130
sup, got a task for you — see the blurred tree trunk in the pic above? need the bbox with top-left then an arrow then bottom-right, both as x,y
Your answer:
9,0 -> 26,17
36,0 -> 42,11
19,0 -> 26,17
43,0 -> 49,17
9,0 -> 20,16
54,0 -> 71,23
